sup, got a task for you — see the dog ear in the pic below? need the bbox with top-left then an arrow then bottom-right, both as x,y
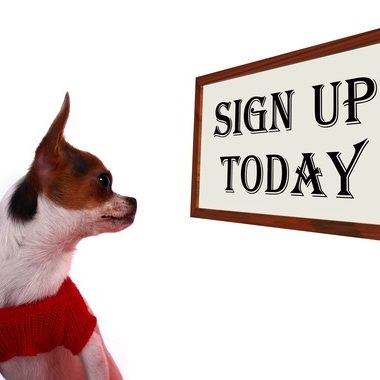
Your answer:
36,92 -> 70,156
32,93 -> 70,177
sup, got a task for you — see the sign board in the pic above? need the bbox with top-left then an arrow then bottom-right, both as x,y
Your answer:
191,29 -> 380,239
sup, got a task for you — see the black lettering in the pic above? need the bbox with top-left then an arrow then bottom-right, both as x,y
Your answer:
214,102 -> 232,137
244,96 -> 267,134
269,90 -> 295,132
220,156 -> 241,192
241,155 -> 263,194
233,99 -> 243,136
266,154 -> 289,194
313,81 -> 341,127
291,153 -> 326,197
327,138 -> 369,198
344,77 -> 377,125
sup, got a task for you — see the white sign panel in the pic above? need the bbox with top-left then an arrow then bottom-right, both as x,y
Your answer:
191,29 -> 380,239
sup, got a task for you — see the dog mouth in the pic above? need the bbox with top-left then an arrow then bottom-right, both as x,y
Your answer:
101,213 -> 135,223
99,196 -> 137,230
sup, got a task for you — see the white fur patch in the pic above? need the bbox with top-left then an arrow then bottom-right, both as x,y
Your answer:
0,179 -> 134,307
0,184 -> 84,306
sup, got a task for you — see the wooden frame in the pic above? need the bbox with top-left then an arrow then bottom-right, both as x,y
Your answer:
191,28 -> 380,240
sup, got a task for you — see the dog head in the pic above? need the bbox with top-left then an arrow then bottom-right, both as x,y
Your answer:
5,93 -> 136,251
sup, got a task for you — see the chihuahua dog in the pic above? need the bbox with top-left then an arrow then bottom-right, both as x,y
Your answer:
0,93 -> 136,379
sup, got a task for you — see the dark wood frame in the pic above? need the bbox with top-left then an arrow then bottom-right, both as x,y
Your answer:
191,28 -> 380,240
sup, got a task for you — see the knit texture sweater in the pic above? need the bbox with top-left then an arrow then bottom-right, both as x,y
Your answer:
0,277 -> 97,362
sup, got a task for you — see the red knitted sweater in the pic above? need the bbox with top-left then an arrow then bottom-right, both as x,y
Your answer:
0,277 -> 97,362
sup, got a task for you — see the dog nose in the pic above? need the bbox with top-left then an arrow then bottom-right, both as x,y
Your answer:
125,196 -> 137,210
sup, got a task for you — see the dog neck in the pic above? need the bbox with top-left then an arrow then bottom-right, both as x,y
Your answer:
0,182 -> 84,307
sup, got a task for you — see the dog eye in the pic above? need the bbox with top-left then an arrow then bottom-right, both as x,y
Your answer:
98,173 -> 111,190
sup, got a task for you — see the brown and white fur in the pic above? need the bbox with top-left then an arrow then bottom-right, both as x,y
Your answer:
0,93 -> 136,379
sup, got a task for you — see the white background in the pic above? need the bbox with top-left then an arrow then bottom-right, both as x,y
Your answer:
0,2 -> 380,380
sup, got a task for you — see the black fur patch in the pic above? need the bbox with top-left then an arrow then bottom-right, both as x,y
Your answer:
8,176 -> 38,223
72,154 -> 90,176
